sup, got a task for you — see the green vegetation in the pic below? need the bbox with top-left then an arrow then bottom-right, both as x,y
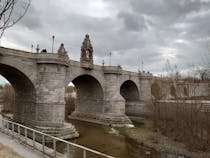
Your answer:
101,125 -> 112,133
113,126 -> 126,136
101,125 -> 126,136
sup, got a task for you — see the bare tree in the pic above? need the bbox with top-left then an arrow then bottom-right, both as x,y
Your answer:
197,67 -> 208,80
153,64 -> 210,151
194,38 -> 210,80
0,0 -> 31,37
2,84 -> 14,113
65,86 -> 76,120
202,38 -> 210,66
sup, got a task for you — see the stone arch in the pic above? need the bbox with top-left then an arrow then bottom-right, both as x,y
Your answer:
120,80 -> 140,116
71,74 -> 104,114
0,63 -> 36,124
120,80 -> 139,101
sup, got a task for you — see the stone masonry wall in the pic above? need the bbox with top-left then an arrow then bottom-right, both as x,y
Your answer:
35,63 -> 67,127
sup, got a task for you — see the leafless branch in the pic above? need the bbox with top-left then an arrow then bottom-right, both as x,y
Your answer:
0,0 -> 31,38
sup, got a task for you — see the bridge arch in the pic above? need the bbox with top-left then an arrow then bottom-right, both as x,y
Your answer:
0,63 -> 36,124
120,80 -> 140,116
70,74 -> 104,115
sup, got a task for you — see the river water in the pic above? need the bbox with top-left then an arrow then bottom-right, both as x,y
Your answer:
56,120 -> 185,158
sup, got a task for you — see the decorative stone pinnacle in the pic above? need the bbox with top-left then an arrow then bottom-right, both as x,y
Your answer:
58,43 -> 67,54
57,43 -> 69,60
80,34 -> 93,64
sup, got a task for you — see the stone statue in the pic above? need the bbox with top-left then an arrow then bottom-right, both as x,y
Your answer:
58,43 -> 67,55
57,43 -> 69,60
80,34 -> 93,64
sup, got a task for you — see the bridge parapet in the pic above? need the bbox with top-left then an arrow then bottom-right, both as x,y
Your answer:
0,46 -> 69,63
70,60 -> 103,70
35,53 -> 69,66
136,71 -> 153,80
103,66 -> 122,74
0,47 -> 35,58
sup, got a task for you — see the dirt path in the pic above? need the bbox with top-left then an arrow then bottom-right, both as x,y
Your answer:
0,132 -> 47,158
0,143 -> 24,158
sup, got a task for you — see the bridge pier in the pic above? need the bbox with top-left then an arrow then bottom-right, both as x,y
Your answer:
71,98 -> 131,125
32,58 -> 79,139
102,73 -> 132,125
125,101 -> 147,116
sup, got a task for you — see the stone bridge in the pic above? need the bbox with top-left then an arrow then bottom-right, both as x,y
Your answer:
0,35 -> 152,139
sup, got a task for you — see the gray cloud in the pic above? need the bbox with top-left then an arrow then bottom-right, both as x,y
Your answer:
1,0 -> 210,77
19,4 -> 43,30
130,0 -> 210,25
118,11 -> 147,32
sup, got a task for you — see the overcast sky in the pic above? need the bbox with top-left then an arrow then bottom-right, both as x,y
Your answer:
1,0 -> 210,84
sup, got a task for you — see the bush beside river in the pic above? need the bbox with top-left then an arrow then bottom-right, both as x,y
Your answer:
111,117 -> 210,158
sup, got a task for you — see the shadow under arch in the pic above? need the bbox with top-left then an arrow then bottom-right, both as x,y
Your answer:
0,63 -> 36,124
120,80 -> 140,116
71,74 -> 104,114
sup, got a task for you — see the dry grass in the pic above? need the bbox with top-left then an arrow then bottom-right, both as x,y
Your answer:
126,117 -> 210,158
125,118 -> 186,154
0,143 -> 24,158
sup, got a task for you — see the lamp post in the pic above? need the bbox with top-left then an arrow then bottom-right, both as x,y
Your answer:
31,44 -> 33,53
52,35 -> 55,53
109,52 -> 112,66
36,44 -> 40,53
102,59 -> 105,66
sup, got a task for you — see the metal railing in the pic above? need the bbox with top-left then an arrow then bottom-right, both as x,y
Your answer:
0,117 -> 115,158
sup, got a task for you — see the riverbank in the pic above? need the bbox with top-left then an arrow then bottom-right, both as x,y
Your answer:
2,111 -> 210,158
122,117 -> 210,158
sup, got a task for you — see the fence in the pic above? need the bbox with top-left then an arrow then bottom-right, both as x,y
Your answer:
0,117 -> 115,158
